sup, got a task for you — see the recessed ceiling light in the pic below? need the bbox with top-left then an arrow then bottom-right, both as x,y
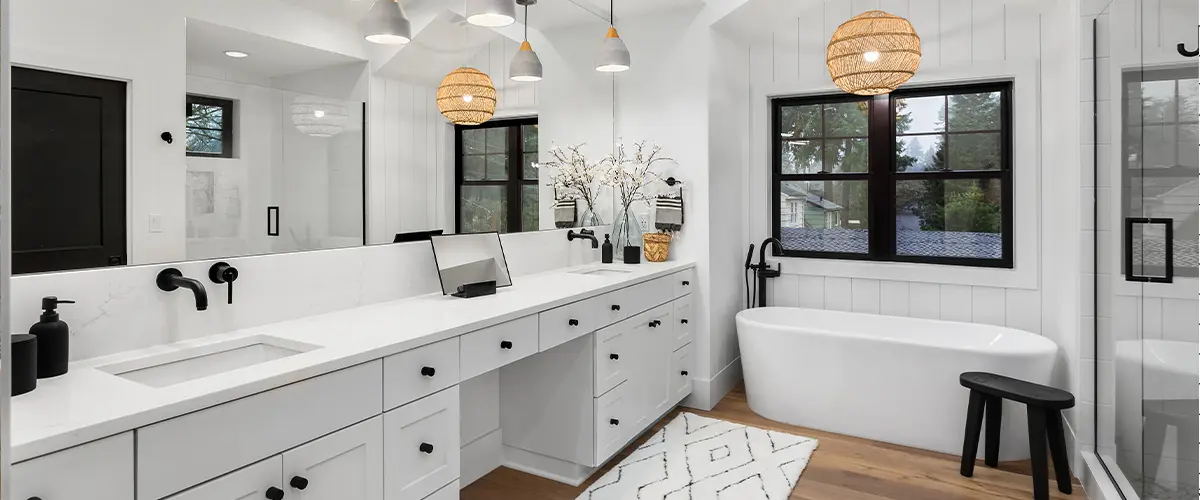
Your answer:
225,51 -> 249,58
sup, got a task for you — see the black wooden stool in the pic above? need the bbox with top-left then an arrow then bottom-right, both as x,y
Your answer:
959,372 -> 1075,500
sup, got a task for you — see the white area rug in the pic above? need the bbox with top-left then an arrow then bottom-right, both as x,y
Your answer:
577,413 -> 819,500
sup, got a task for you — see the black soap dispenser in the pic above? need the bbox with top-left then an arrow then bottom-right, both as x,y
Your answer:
601,234 -> 614,264
30,296 -> 74,378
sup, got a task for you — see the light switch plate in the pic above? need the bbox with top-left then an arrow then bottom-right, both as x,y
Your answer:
148,214 -> 163,233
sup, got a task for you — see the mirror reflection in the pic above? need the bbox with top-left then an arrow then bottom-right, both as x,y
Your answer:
9,0 -> 616,275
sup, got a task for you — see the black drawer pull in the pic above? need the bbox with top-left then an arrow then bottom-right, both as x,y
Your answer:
681,370 -> 689,376
610,418 -> 620,426
610,353 -> 620,360
421,366 -> 436,377
568,319 -> 580,326
681,319 -> 689,324
611,304 -> 621,311
266,487 -> 285,500
648,321 -> 657,328
420,442 -> 435,454
500,340 -> 513,350
682,280 -> 690,286
290,476 -> 309,490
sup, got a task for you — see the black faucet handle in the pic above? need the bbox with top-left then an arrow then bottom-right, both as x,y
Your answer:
580,228 -> 595,236
209,262 -> 239,305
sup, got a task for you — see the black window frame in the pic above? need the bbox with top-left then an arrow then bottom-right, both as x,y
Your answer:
185,94 -> 235,159
455,117 -> 539,234
771,82 -> 1014,268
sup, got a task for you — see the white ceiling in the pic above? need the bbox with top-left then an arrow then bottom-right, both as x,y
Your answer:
376,11 -> 504,83
186,19 -> 364,78
280,0 -> 704,30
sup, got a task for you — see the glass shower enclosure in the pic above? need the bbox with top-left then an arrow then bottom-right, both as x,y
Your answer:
1090,1 -> 1198,498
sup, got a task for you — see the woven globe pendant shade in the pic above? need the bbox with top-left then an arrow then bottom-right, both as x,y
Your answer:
826,10 -> 921,96
437,67 -> 497,125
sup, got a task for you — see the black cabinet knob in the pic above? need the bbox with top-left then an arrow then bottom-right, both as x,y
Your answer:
648,321 -> 657,328
420,442 -> 435,454
610,353 -> 619,360
682,280 -> 690,286
421,366 -> 436,377
289,476 -> 309,490
29,497 -> 43,500
500,341 -> 513,350
611,304 -> 621,311
265,486 -> 286,500
610,418 -> 620,426
681,371 -> 689,376
568,319 -> 580,326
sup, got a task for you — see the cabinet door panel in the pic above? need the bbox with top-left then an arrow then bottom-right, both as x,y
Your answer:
385,387 -> 461,500
165,456 -> 282,500
593,319 -> 634,396
282,416 -> 383,500
671,343 -> 694,404
12,433 -> 134,500
593,381 -> 633,466
645,305 -> 675,420
672,296 -> 694,350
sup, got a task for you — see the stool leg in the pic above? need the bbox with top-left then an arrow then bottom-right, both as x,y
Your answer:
1027,406 -> 1049,500
961,390 -> 986,477
1046,410 -> 1073,494
984,395 -> 1002,467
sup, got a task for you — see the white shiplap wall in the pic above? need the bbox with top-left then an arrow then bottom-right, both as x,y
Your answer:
467,38 -> 540,116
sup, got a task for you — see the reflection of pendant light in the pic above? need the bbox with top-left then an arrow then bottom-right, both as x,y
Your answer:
363,0 -> 412,45
291,96 -> 349,137
438,68 -> 497,125
826,10 -> 921,95
595,0 -> 629,72
510,0 -> 542,82
466,0 -> 515,27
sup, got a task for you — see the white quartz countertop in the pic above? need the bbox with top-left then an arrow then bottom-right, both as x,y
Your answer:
11,260 -> 695,462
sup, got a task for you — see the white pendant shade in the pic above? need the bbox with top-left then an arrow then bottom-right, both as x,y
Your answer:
363,0 -> 412,45
291,96 -> 349,137
466,0 -> 516,27
595,27 -> 630,72
510,41 -> 543,82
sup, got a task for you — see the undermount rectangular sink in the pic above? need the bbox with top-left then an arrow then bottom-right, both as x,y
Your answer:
97,335 -> 320,388
569,268 -> 633,277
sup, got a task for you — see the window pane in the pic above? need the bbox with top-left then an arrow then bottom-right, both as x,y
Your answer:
947,92 -> 1001,131
523,124 -> 538,152
947,133 -> 1002,171
1177,78 -> 1197,118
486,154 -> 507,180
1179,124 -> 1198,168
780,105 -> 821,138
1142,123 -> 1177,169
895,134 -> 944,172
779,180 -> 869,254
824,138 -> 868,173
781,140 -> 823,174
523,152 -> 538,180
463,156 -> 485,180
460,185 -> 507,233
1140,80 -> 1176,123
895,95 -> 944,134
463,129 -> 485,155
486,127 -> 507,153
895,178 -> 1003,259
522,185 -> 539,232
823,101 -> 868,136
186,129 -> 223,154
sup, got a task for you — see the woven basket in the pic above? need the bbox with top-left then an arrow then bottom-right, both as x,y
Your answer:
643,233 -> 672,263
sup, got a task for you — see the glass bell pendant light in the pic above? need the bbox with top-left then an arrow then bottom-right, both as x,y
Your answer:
363,0 -> 412,45
595,0 -> 630,72
466,0 -> 516,27
510,0 -> 543,82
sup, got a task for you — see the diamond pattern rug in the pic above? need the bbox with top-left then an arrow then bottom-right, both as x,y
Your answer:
577,413 -> 818,500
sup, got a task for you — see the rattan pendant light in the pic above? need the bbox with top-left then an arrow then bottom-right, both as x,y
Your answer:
826,10 -> 921,95
437,67 -> 497,125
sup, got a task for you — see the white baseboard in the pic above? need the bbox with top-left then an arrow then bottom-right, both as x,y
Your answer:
503,445 -> 594,487
682,357 -> 742,411
460,428 -> 503,487
1080,451 -> 1124,500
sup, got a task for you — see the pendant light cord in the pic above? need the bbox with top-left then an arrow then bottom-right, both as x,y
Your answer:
524,5 -> 529,40
609,0 -> 614,26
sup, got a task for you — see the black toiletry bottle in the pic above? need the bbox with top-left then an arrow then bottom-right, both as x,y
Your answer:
11,334 -> 38,396
30,296 -> 75,378
602,234 -> 614,263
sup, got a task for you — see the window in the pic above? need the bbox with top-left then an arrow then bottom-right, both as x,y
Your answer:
186,94 -> 234,158
772,82 -> 1013,267
456,117 -> 539,233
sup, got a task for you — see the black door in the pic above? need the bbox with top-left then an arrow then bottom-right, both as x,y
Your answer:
13,67 -> 127,274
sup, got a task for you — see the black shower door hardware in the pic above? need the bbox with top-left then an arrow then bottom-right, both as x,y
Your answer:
1124,217 -> 1173,283
267,206 -> 280,236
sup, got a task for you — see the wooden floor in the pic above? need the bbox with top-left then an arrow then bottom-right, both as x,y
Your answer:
462,386 -> 1084,500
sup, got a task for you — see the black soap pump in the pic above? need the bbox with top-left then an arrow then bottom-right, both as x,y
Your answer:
601,234 -> 614,264
30,296 -> 75,378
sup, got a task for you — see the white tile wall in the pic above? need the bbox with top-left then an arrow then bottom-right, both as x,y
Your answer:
908,282 -> 942,320
823,277 -> 852,312
939,285 -> 973,323
850,279 -> 880,314
879,281 -> 910,317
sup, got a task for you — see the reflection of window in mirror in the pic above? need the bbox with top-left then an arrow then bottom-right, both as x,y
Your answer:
186,94 -> 235,159
456,117 -> 539,234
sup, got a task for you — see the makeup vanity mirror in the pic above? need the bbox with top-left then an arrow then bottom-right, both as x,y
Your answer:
431,232 -> 512,295
6,0 -> 617,276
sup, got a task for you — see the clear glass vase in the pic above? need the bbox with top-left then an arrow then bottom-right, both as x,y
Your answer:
578,202 -> 603,228
612,206 -> 643,260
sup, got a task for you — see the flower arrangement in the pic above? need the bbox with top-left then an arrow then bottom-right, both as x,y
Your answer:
602,140 -> 675,252
536,143 -> 606,225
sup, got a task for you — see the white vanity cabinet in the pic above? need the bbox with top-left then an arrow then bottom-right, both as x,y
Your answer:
165,456 -> 283,500
384,387 -> 461,500
11,432 -> 134,500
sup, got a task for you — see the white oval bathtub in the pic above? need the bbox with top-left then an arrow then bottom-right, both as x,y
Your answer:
736,307 -> 1058,461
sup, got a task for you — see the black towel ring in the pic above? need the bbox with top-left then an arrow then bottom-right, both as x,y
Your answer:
1177,43 -> 1198,58
663,177 -> 683,198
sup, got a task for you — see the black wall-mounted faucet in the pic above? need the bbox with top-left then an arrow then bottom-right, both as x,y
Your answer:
209,262 -> 239,305
157,268 -> 209,311
568,229 -> 599,249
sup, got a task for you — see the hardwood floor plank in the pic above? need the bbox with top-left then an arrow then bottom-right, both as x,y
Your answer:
461,387 -> 1085,500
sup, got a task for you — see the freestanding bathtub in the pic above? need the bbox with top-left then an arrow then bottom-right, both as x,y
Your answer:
736,307 -> 1058,461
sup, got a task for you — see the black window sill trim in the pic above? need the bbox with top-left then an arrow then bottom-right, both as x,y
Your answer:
776,250 -> 1014,269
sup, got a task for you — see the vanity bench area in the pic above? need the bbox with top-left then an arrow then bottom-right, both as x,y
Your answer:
11,261 -> 696,500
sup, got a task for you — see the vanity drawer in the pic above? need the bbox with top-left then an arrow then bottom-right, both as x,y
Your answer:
672,296 -> 694,350
460,315 -> 539,380
164,456 -> 281,500
13,432 -> 134,500
538,297 -> 602,351
137,361 -> 383,500
424,479 -> 461,500
594,381 -> 634,466
384,337 -> 460,410
671,343 -> 694,404
621,276 -> 675,314
384,387 -> 461,500
672,268 -> 696,298
593,317 -> 636,397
